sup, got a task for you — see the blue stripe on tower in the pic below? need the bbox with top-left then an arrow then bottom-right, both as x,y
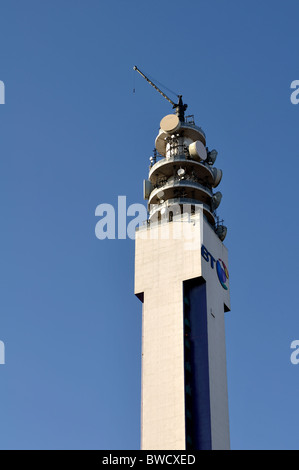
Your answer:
183,277 -> 212,450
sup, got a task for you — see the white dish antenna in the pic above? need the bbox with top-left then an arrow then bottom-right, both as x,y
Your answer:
160,114 -> 181,134
188,140 -> 207,161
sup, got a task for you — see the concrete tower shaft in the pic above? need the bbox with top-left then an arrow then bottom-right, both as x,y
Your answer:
135,110 -> 231,450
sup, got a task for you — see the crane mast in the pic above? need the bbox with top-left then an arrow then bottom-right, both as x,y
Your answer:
133,65 -> 188,122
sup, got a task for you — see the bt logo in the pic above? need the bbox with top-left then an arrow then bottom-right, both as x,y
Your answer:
201,245 -> 229,290
216,259 -> 229,290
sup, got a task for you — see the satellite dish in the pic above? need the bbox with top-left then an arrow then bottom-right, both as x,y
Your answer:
207,149 -> 218,165
215,225 -> 227,241
177,168 -> 185,178
211,168 -> 223,188
211,191 -> 222,211
188,141 -> 207,161
160,114 -> 180,134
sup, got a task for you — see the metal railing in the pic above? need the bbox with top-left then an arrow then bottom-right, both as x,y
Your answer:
152,174 -> 212,192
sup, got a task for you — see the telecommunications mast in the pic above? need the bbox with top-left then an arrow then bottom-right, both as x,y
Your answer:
134,65 -> 231,450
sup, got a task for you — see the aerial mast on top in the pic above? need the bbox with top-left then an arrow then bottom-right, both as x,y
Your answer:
133,65 -> 188,122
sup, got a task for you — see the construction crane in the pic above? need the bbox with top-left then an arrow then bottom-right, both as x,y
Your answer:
133,65 -> 188,122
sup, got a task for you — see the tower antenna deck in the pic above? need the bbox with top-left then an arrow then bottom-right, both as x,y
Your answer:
133,65 -> 188,122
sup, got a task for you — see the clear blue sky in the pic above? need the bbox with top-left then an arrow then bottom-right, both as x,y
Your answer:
0,0 -> 298,450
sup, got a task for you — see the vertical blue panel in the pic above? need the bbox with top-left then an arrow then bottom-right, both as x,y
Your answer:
184,277 -> 211,450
